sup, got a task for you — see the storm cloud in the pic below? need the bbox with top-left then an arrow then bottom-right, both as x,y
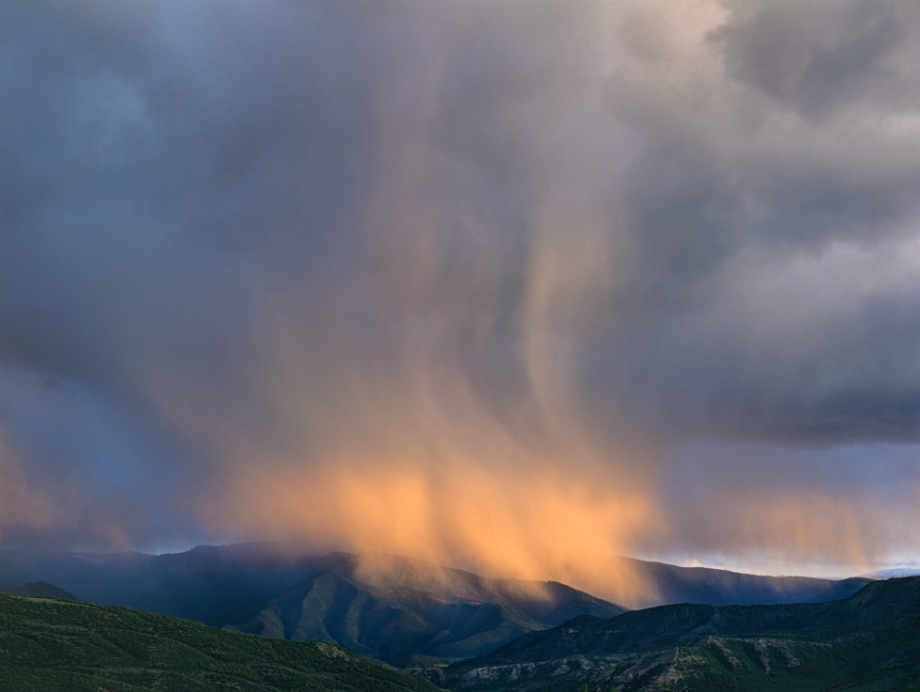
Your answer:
1,0 -> 918,585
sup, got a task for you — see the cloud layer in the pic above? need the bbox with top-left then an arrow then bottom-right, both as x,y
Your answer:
1,0 -> 918,586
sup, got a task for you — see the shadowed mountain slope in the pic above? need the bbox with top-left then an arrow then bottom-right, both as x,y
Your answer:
0,548 -> 159,599
425,576 -> 920,692
0,592 -> 441,692
619,556 -> 871,607
86,547 -> 350,625
227,553 -> 625,666
2,544 -> 351,624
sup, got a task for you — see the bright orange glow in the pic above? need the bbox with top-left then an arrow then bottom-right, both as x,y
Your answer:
204,454 -> 660,606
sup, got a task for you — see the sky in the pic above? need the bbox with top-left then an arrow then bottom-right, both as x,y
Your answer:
1,0 -> 919,598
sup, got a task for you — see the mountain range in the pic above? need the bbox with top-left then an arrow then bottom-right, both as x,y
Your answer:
0,545 -> 873,667
423,575 -> 920,692
3,557 -> 916,691
4,544 -> 918,690
0,547 -> 622,667
613,556 -> 871,608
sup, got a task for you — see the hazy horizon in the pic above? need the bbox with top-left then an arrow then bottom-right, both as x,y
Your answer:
1,0 -> 919,603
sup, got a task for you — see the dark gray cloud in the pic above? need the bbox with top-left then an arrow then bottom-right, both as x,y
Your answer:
0,0 -> 918,568
714,0 -> 920,118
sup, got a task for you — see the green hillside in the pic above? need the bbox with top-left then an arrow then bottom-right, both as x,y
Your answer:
0,593 -> 442,692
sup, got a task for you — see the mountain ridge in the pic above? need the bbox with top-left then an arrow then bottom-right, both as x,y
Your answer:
225,552 -> 625,666
0,544 -> 872,610
424,576 -> 920,691
614,556 -> 872,608
0,544 -> 878,668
